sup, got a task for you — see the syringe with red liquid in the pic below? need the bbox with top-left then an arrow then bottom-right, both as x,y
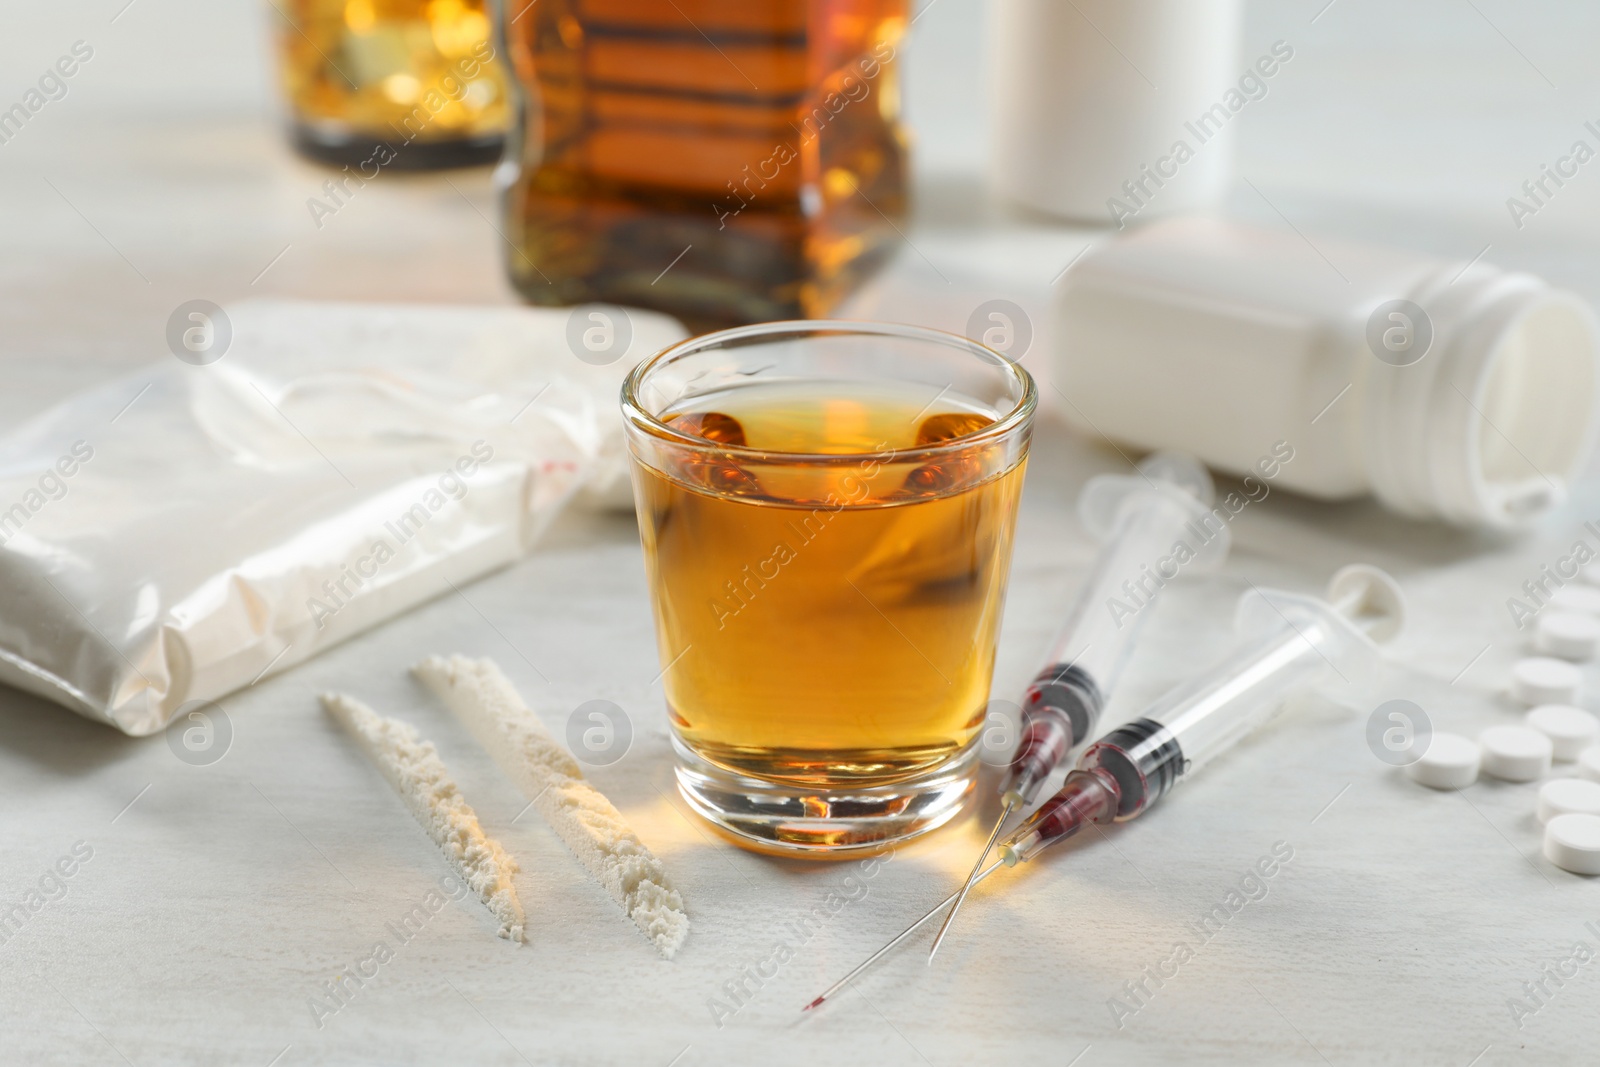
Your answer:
803,565 -> 1404,1012
929,451 -> 1231,958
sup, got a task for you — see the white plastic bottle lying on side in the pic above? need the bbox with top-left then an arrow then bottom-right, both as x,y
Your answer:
1053,217 -> 1600,528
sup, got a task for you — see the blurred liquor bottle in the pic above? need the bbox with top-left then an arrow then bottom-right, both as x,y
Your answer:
275,0 -> 511,168
499,0 -> 909,328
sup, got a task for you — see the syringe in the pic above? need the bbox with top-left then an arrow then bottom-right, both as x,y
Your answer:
928,451 -> 1230,959
995,564 -> 1403,868
803,565 -> 1404,1012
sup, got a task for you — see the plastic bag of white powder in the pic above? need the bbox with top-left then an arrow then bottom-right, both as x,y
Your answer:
0,300 -> 684,735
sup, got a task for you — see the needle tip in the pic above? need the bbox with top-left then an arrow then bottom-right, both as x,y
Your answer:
801,996 -> 823,1013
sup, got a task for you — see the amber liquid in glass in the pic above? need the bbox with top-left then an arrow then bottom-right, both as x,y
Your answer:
275,0 -> 510,167
633,381 -> 1026,786
500,0 -> 909,328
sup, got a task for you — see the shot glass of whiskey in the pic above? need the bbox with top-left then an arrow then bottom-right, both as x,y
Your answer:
623,321 -> 1036,854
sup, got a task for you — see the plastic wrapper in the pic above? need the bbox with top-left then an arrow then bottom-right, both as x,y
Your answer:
0,300 -> 685,735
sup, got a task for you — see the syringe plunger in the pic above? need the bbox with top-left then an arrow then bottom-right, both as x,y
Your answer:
1000,769 -> 1118,865
1001,717 -> 1184,863
1006,663 -> 1101,806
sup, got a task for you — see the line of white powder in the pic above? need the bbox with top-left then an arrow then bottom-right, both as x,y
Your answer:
413,654 -> 689,959
321,691 -> 526,943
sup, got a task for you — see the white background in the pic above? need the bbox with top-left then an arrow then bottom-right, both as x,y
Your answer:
4,2 -> 1600,1065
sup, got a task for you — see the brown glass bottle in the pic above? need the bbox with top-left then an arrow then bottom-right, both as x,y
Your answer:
274,0 -> 511,169
497,0 -> 909,329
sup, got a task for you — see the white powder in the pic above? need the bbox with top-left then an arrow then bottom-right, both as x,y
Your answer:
321,691 -> 526,943
0,300 -> 685,738
414,655 -> 690,959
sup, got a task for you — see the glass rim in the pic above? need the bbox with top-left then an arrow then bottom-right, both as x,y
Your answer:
620,319 -> 1038,464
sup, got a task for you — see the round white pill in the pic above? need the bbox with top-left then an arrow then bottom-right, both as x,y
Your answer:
1510,657 -> 1581,706
1536,611 -> 1600,661
1578,747 -> 1600,783
1405,732 -> 1480,790
1544,813 -> 1600,874
1526,704 -> 1600,760
1479,725 -> 1553,781
1539,779 -> 1600,823
1550,585 -> 1600,616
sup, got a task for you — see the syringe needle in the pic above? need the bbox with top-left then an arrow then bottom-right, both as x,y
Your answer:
801,860 -> 1006,1013
927,797 -> 1016,962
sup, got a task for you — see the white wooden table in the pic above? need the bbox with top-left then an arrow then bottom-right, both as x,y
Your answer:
4,2 -> 1600,1063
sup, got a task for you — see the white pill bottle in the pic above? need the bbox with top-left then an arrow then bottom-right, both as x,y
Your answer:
990,0 -> 1244,223
1054,218 -> 1600,528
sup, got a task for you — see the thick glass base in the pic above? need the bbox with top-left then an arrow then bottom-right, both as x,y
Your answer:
672,733 -> 978,857
289,122 -> 503,171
